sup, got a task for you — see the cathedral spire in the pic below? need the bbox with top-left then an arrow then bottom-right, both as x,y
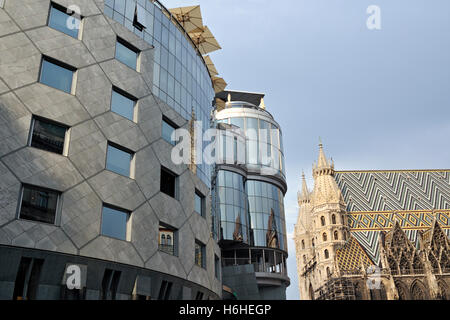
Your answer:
313,140 -> 335,178
311,141 -> 344,206
298,171 -> 311,204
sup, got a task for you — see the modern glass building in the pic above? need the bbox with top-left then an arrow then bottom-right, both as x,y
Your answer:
212,91 -> 290,300
104,0 -> 214,186
0,0 -> 221,300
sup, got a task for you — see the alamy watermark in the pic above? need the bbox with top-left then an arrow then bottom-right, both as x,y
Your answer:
170,123 -> 282,176
367,5 -> 381,30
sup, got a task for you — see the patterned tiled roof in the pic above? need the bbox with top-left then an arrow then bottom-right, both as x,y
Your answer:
334,170 -> 450,266
336,236 -> 374,271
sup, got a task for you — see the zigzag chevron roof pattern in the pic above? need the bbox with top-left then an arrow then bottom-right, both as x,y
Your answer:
333,170 -> 450,267
335,170 -> 450,211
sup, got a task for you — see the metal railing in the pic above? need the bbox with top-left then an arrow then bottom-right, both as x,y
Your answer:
158,244 -> 174,255
221,258 -> 287,276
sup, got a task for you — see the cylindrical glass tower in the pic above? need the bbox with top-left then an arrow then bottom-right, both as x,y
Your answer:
212,92 -> 289,299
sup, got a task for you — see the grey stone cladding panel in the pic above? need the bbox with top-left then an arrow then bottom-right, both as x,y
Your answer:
134,145 -> 160,199
3,219 -> 77,254
99,59 -> 150,99
177,222 -> 195,273
26,26 -> 96,69
0,161 -> 20,227
2,147 -> 84,192
0,7 -> 20,37
75,64 -> 112,117
67,119 -> 107,179
87,170 -> 146,212
0,32 -> 41,90
188,211 -> 210,248
140,48 -> 154,89
187,263 -> 211,291
136,95 -> 162,143
130,202 -> 158,262
0,92 -> 31,158
93,111 -> 148,152
0,78 -> 8,94
4,0 -> 49,31
61,181 -> 102,248
151,139 -> 187,177
149,193 -> 187,231
80,235 -> 143,267
82,14 -> 116,62
145,251 -> 187,280
15,83 -> 91,126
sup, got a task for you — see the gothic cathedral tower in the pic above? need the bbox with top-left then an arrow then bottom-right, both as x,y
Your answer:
294,143 -> 349,299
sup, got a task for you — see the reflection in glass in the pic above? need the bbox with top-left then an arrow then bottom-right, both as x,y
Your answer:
20,185 -> 59,224
101,205 -> 129,240
31,118 -> 67,154
115,40 -> 138,70
48,4 -> 80,38
106,144 -> 132,177
162,118 -> 177,145
40,59 -> 74,93
111,90 -> 135,121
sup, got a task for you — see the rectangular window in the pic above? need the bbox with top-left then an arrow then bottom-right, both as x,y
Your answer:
115,38 -> 139,70
39,57 -> 75,93
157,280 -> 172,300
111,88 -> 136,121
195,291 -> 204,300
19,185 -> 60,224
13,257 -> 44,300
215,255 -> 220,279
48,2 -> 81,38
101,269 -> 121,300
30,117 -> 68,155
106,143 -> 133,177
160,167 -> 177,198
162,117 -> 178,145
101,205 -> 130,241
194,190 -> 205,217
195,240 -> 206,269
158,224 -> 176,256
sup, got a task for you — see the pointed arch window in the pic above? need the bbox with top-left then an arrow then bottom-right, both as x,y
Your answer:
334,231 -> 339,240
322,233 -> 327,242
324,249 -> 329,259
332,214 -> 336,224
301,240 -> 305,249
320,216 -> 326,226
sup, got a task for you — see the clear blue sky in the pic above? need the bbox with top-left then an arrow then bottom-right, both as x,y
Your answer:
162,0 -> 450,299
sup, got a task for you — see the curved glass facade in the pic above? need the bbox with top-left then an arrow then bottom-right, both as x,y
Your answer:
212,170 -> 287,252
104,0 -> 214,186
212,170 -> 249,243
216,116 -> 285,178
246,180 -> 287,251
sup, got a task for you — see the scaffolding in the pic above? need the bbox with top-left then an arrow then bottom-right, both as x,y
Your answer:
315,277 -> 356,300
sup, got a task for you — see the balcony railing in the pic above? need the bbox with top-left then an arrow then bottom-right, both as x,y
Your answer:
158,244 -> 174,256
221,258 -> 287,276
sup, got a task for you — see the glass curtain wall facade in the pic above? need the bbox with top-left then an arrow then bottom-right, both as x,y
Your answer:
104,0 -> 214,186
212,96 -> 290,299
